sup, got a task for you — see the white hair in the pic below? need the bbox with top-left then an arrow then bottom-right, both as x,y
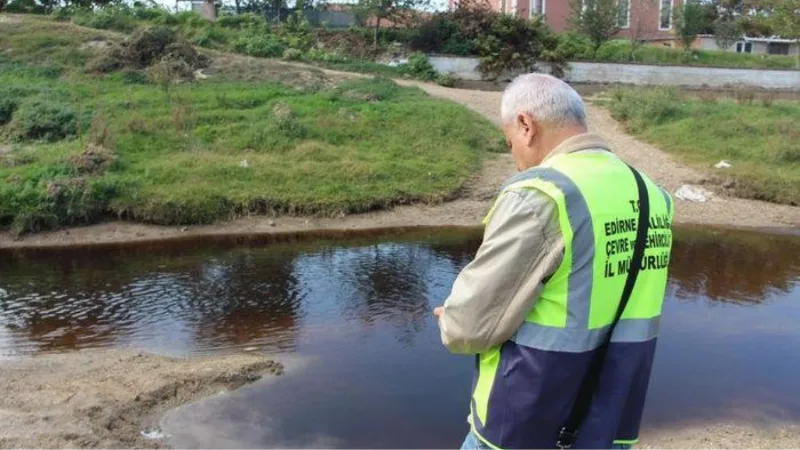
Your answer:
500,73 -> 587,128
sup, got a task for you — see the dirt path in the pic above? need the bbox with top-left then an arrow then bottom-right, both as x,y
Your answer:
397,80 -> 800,230
0,350 -> 281,449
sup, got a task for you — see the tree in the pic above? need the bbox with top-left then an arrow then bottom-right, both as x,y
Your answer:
713,16 -> 741,49
746,0 -> 800,68
355,0 -> 430,51
627,0 -> 657,61
672,0 -> 708,52
569,0 -> 621,53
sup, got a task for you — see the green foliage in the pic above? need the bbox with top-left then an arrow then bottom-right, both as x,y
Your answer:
553,32 -> 594,60
435,73 -> 456,87
217,12 -> 266,29
713,17 -> 741,51
0,95 -> 18,125
399,52 -> 437,81
607,86 -> 682,133
282,48 -> 304,61
476,14 -> 561,79
6,97 -> 87,142
584,39 -> 796,69
120,69 -> 148,84
673,0 -> 709,52
72,5 -> 138,32
232,24 -> 286,57
569,0 -> 620,51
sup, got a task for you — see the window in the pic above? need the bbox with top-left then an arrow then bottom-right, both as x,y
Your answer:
659,0 -> 672,30
530,0 -> 545,17
617,0 -> 630,28
768,42 -> 790,55
735,42 -> 753,53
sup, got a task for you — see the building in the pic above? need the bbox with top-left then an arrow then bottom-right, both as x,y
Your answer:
449,0 -> 685,44
694,34 -> 800,57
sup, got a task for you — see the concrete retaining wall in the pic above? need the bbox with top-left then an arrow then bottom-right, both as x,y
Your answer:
427,55 -> 800,90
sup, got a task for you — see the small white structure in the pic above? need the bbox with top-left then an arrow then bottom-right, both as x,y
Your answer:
694,34 -> 799,57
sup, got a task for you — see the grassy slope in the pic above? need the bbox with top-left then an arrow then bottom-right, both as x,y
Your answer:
607,89 -> 799,205
0,16 -> 503,233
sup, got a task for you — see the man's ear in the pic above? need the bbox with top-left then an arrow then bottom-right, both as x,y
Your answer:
516,112 -> 539,146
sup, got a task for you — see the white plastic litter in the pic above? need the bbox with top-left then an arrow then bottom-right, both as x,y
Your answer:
674,184 -> 712,203
140,429 -> 167,440
239,160 -> 249,168
714,160 -> 732,169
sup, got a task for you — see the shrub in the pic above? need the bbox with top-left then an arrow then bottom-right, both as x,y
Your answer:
761,92 -> 776,108
733,85 -> 756,105
120,69 -> 148,84
697,88 -> 718,104
400,53 -> 437,81
282,48 -> 303,61
476,14 -> 561,79
7,97 -> 86,142
436,73 -> 457,87
232,25 -> 286,58
191,27 -> 229,48
0,93 -> 18,125
217,12 -> 264,29
305,47 -> 348,63
554,33 -> 594,60
72,5 -> 137,32
608,87 -> 683,133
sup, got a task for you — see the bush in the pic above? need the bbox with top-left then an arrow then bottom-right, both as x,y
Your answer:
305,47 -> 348,63
733,86 -> 756,105
7,97 -> 86,142
554,33 -> 594,60
232,25 -> 286,58
476,14 -> 560,79
608,87 -> 683,132
400,52 -> 437,81
0,97 -> 18,125
436,73 -> 457,87
120,69 -> 148,84
191,27 -> 230,48
72,5 -> 137,32
217,12 -> 265,29
282,48 -> 303,61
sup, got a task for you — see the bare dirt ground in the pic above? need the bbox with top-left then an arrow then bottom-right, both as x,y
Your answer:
2,73 -> 798,249
0,350 -> 282,449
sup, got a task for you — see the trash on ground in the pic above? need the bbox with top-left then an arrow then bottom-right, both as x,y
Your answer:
675,184 -> 712,202
714,160 -> 732,169
141,428 -> 167,440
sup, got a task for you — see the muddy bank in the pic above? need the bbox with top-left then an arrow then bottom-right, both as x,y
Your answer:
641,421 -> 800,448
0,350 -> 282,449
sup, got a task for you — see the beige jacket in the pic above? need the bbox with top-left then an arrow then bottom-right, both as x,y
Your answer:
438,133 -> 612,354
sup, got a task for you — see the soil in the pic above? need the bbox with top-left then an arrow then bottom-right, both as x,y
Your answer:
0,350 -> 282,449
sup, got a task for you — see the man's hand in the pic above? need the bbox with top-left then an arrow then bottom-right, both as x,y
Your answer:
433,306 -> 444,318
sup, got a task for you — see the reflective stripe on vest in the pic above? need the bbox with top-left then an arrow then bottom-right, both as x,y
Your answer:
470,150 -> 674,445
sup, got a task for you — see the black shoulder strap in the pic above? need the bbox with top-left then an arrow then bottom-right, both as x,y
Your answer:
557,165 -> 651,449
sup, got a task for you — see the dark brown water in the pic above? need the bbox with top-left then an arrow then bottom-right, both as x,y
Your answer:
1,227 -> 799,448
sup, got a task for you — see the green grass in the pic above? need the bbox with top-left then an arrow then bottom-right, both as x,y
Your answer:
582,39 -> 798,70
607,87 -> 800,205
0,17 -> 504,234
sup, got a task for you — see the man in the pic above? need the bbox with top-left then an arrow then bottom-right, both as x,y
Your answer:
434,73 -> 674,450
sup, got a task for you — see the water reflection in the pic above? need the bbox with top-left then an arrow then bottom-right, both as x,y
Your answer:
1,227 -> 800,447
668,229 -> 800,305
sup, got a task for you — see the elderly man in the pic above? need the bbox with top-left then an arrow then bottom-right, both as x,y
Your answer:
434,74 -> 674,449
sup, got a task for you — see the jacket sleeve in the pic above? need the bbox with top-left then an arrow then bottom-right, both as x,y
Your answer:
438,188 -> 564,355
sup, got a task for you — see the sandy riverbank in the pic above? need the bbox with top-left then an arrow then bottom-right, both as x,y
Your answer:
0,350 -> 282,449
